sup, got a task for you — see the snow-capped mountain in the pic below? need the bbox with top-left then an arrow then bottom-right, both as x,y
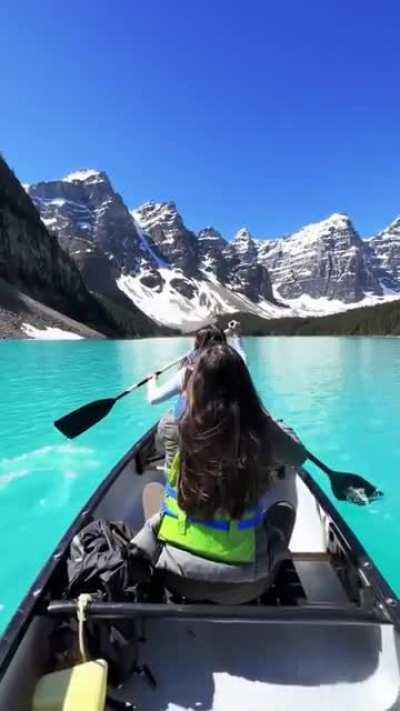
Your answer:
223,228 -> 279,305
257,214 -> 382,303
27,174 -> 284,330
27,170 -> 167,310
27,169 -> 160,273
133,201 -> 199,274
134,203 -> 277,306
125,202 -> 284,329
26,170 -> 400,330
368,218 -> 400,293
197,227 -> 228,283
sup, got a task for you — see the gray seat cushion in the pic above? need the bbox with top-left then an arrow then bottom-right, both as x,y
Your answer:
157,502 -> 296,604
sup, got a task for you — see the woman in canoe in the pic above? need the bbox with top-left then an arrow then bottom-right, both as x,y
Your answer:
147,322 -> 246,468
134,343 -> 307,603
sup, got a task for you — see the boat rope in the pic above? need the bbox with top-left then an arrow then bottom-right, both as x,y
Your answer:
77,593 -> 92,662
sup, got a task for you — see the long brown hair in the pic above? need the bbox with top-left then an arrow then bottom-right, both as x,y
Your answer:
181,325 -> 227,389
194,324 -> 227,350
178,344 -> 274,519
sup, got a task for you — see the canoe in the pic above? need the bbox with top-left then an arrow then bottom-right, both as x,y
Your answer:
0,424 -> 399,710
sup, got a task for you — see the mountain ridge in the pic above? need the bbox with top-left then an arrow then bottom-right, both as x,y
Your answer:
24,167 -> 400,332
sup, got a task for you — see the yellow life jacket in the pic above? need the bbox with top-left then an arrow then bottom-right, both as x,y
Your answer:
158,453 -> 263,564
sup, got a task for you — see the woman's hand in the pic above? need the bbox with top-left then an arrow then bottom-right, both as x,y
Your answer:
226,319 -> 240,337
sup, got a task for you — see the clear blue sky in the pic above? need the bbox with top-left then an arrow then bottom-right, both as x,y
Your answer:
1,0 -> 400,240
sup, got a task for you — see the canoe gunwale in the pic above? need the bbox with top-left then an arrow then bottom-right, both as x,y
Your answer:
298,466 -> 400,630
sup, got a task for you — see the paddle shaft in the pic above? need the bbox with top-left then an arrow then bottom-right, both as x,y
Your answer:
54,348 -> 194,438
115,327 -> 234,402
305,450 -> 333,475
114,349 -> 193,402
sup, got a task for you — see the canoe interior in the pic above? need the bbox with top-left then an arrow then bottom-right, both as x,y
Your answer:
0,426 -> 399,711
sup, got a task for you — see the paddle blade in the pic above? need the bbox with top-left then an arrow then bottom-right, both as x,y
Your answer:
54,398 -> 116,439
329,471 -> 383,506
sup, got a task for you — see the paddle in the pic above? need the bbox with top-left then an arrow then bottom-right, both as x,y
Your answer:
54,350 -> 192,439
306,450 -> 383,505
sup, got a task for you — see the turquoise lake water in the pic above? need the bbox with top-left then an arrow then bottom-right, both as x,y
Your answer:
0,337 -> 399,633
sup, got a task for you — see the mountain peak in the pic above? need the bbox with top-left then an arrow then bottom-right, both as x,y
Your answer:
301,213 -> 352,233
198,227 -> 225,242
377,216 -> 400,239
288,213 -> 356,246
63,169 -> 106,184
324,212 -> 352,227
134,201 -> 184,233
230,228 -> 257,259
136,200 -> 177,212
234,227 -> 255,242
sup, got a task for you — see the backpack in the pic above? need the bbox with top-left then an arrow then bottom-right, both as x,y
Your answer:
63,519 -> 153,686
67,519 -> 151,600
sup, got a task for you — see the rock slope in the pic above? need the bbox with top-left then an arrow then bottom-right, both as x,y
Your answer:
1,160 -> 168,337
0,158 -> 116,337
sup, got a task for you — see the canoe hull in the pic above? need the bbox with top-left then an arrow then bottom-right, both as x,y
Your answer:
0,424 -> 399,711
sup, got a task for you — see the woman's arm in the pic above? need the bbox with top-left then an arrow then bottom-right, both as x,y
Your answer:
268,416 -> 307,467
147,368 -> 185,405
227,334 -> 247,363
225,322 -> 247,363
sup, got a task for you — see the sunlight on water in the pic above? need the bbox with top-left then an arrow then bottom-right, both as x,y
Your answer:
0,337 -> 399,632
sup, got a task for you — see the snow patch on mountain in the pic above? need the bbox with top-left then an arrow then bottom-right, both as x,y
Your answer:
198,228 -> 224,243
63,169 -> 103,183
21,323 -> 84,340
287,213 -> 351,247
282,292 -> 400,317
367,217 -> 400,243
117,267 -> 289,331
130,210 -> 169,268
232,228 -> 256,255
118,269 -> 214,331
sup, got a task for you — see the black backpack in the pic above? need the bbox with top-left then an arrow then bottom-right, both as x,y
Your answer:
67,519 -> 151,600
62,520 -> 153,687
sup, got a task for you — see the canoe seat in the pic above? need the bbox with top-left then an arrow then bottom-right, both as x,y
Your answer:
156,501 -> 296,605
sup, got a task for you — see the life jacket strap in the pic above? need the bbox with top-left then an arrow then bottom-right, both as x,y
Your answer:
163,483 -> 263,532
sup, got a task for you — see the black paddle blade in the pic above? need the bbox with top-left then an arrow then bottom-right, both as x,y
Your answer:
54,398 -> 116,439
329,471 -> 383,506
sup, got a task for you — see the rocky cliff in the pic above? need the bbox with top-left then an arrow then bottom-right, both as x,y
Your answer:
257,214 -> 382,303
0,160 -> 168,337
0,158 -> 115,336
